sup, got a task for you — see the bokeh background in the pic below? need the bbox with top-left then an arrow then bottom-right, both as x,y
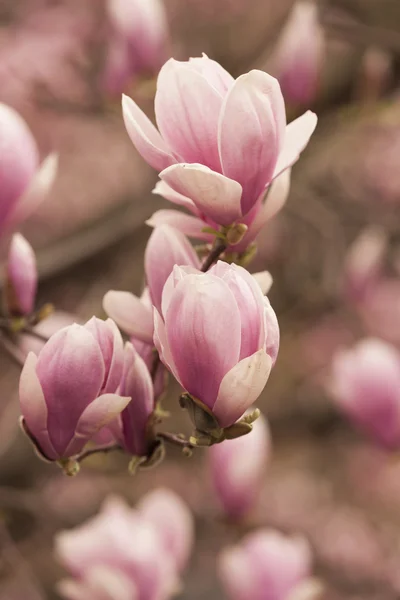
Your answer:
1,0 -> 400,598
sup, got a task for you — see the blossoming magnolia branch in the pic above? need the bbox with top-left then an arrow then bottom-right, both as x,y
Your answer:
7,54 -> 317,475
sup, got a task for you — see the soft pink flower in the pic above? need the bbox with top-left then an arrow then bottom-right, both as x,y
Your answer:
218,529 -> 313,600
138,488 -> 194,572
330,338 -> 400,450
154,261 -> 279,427
209,413 -> 271,519
5,233 -> 37,316
0,102 -> 57,236
123,55 -> 316,226
56,496 -> 178,600
269,2 -> 324,107
102,0 -> 169,97
19,318 -> 128,461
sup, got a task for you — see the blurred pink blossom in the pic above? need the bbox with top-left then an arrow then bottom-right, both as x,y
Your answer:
5,233 -> 37,316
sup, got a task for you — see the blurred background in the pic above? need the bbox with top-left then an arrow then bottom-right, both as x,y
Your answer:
1,0 -> 400,598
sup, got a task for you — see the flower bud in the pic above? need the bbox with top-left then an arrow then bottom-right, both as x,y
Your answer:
209,413 -> 270,519
116,342 -> 155,457
218,529 -> 314,600
270,2 -> 324,107
19,319 -> 128,461
154,262 -> 279,432
102,0 -> 169,96
0,103 -> 57,234
138,488 -> 194,571
5,233 -> 37,316
55,496 -> 178,600
330,338 -> 400,450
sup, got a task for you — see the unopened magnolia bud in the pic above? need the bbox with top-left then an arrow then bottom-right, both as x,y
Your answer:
5,233 -> 37,316
226,223 -> 248,246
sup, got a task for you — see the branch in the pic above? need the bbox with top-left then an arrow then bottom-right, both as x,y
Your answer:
201,237 -> 227,272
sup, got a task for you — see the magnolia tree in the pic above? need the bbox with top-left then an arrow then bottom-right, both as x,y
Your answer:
4,0 -> 396,598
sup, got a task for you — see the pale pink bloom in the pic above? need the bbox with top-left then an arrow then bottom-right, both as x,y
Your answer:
218,529 -> 313,600
148,167 -> 292,252
342,228 -> 386,303
138,488 -> 194,571
56,496 -> 178,600
209,413 -> 271,519
102,0 -> 169,96
154,261 -> 279,427
269,2 -> 324,107
123,55 -> 316,225
5,233 -> 37,316
0,103 -> 57,236
19,318 -> 128,461
115,342 -> 155,457
330,338 -> 400,450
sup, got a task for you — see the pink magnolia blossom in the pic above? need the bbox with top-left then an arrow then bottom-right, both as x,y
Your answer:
19,317 -> 128,461
115,342 -> 155,457
122,54 -> 316,230
269,2 -> 324,107
154,261 -> 279,428
102,0 -> 169,97
5,233 -> 37,316
0,102 -> 57,236
218,529 -> 314,600
209,413 -> 271,519
56,496 -> 178,600
138,488 -> 194,572
330,338 -> 400,450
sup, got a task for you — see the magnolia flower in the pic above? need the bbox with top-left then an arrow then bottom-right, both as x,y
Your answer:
330,338 -> 400,450
0,102 -> 57,237
123,55 -> 316,232
19,318 -> 128,461
154,261 -> 279,429
56,496 -> 178,600
209,413 -> 271,518
102,0 -> 169,97
5,233 -> 37,316
269,2 -> 324,107
219,530 -> 316,600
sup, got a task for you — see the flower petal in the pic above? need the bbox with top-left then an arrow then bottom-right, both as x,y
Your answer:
146,209 -> 213,241
188,54 -> 234,95
213,350 -> 272,427
252,271 -> 273,295
19,352 -> 57,460
102,291 -> 153,343
218,70 -> 286,214
160,163 -> 243,226
155,59 -> 224,170
153,309 -> 181,384
164,273 -> 241,408
152,180 -> 199,215
122,94 -> 175,172
273,111 -> 317,179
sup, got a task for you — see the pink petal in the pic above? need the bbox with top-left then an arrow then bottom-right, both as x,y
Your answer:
19,352 -> 57,460
122,94 -> 175,172
273,111 -> 317,179
146,209 -> 212,241
188,54 -> 234,95
145,224 -> 200,312
9,153 -> 58,230
155,59 -> 224,170
119,343 -> 154,456
152,180 -> 199,215
36,325 -> 106,456
102,291 -> 153,343
218,70 -> 286,215
252,271 -> 273,295
160,163 -> 243,226
264,297 -> 280,365
153,309 -> 181,385
213,350 -> 272,427
161,265 -> 201,319
164,273 -> 241,408
7,233 -> 37,315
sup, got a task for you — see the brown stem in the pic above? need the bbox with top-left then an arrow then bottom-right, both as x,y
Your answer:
201,237 -> 227,272
157,431 -> 194,450
77,444 -> 122,464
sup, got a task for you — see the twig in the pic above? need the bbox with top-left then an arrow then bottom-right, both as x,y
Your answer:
157,431 -> 194,451
77,444 -> 122,464
201,237 -> 227,272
